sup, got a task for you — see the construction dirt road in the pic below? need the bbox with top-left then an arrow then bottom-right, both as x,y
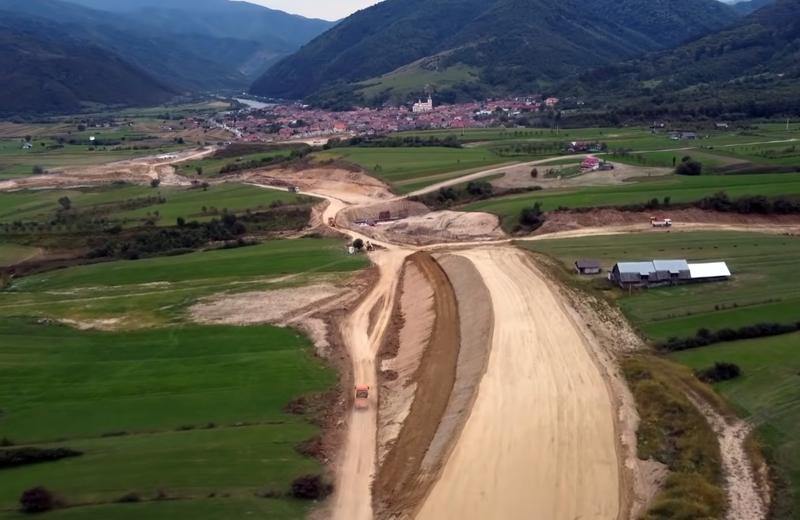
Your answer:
416,248 -> 620,520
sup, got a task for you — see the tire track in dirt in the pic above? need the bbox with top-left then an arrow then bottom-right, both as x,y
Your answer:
416,247 -> 621,520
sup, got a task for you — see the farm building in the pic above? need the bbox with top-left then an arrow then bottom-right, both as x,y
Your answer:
609,259 -> 731,288
575,259 -> 602,275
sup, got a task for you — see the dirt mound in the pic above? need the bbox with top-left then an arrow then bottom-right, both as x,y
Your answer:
539,208 -> 800,235
374,252 -> 460,519
351,210 -> 506,246
240,166 -> 393,205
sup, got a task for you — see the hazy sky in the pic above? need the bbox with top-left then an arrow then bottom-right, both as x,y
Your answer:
252,0 -> 381,20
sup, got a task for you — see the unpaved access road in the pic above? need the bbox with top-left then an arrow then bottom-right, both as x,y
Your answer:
332,248 -> 409,520
416,247 -> 621,520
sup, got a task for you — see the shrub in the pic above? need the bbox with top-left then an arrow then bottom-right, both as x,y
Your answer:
696,362 -> 742,384
290,474 -> 333,500
115,492 -> 141,503
675,157 -> 702,176
150,178 -> 161,188
519,203 -> 545,229
0,447 -> 82,469
352,238 -> 364,251
19,487 -> 59,514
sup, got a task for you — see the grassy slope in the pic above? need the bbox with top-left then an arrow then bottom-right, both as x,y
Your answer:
0,236 -> 367,518
13,238 -> 365,290
0,184 -> 303,227
467,173 -> 800,229
673,333 -> 800,518
523,231 -> 800,340
314,147 -> 516,190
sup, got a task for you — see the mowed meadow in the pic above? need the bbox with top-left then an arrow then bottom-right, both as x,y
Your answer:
0,237 -> 368,519
523,231 -> 800,341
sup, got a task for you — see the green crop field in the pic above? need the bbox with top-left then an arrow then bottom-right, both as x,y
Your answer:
176,149 -> 295,178
314,147 -> 517,191
522,231 -> 800,341
467,173 -> 800,230
0,183 -> 304,228
673,333 -> 800,518
0,235 -> 367,518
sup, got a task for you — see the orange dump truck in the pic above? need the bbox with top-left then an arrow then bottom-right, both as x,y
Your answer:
354,385 -> 370,409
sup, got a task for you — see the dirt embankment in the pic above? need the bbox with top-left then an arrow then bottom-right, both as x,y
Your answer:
538,208 -> 800,236
373,252 -> 461,519
239,166 -> 393,205
342,204 -> 506,246
421,254 -> 493,476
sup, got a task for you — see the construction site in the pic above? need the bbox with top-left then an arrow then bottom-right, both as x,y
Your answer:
2,143 -> 795,520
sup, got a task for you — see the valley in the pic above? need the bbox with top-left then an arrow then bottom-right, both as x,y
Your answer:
2,0 -> 800,518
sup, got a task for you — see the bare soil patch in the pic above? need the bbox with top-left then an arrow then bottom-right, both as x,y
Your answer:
374,252 -> 460,519
239,166 -> 393,205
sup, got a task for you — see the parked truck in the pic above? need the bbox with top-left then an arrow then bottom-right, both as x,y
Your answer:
650,217 -> 673,228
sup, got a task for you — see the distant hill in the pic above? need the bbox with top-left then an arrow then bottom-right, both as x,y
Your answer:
731,0 -> 774,14
0,0 -> 334,95
0,14 -> 173,116
571,0 -> 800,119
251,0 -> 739,105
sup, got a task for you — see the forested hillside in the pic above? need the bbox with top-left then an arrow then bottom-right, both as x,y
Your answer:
251,0 -> 738,104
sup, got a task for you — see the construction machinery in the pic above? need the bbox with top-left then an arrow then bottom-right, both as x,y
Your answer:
355,385 -> 370,410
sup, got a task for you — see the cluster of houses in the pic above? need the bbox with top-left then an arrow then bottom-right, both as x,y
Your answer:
575,258 -> 732,288
208,95 -> 561,143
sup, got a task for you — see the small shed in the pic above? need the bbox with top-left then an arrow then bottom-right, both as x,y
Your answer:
575,259 -> 602,275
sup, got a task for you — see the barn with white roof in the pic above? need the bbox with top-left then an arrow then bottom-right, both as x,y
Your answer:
610,259 -> 731,288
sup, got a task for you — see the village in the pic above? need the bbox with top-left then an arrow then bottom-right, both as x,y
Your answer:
200,95 -> 562,142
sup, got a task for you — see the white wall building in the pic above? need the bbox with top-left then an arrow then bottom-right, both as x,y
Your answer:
412,95 -> 434,113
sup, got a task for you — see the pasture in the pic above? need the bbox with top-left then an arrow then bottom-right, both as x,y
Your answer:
0,183 -> 304,228
314,147 -> 518,191
673,333 -> 800,518
0,235 -> 367,518
467,173 -> 800,230
523,231 -> 800,341
0,320 -> 330,518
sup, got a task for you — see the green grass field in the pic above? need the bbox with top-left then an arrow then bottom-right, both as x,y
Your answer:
467,173 -> 800,230
176,149 -> 294,178
0,183 -> 304,228
0,235 -> 367,518
523,231 -> 800,341
673,333 -> 800,518
314,147 -> 517,191
0,139 -> 184,180
0,319 -> 330,518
